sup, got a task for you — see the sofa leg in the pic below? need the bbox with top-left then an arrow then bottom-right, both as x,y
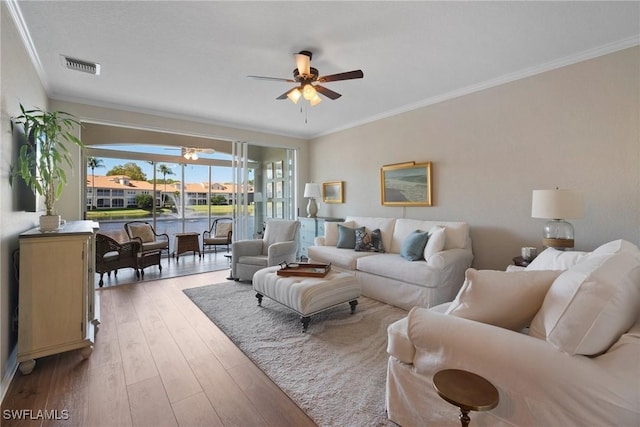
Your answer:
349,299 -> 358,314
301,316 -> 310,332
256,293 -> 263,306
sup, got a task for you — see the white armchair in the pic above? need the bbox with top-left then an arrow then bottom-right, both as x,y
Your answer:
231,219 -> 300,281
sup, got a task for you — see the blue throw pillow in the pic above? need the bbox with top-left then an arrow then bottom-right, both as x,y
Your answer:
355,227 -> 385,252
400,230 -> 430,261
336,224 -> 357,249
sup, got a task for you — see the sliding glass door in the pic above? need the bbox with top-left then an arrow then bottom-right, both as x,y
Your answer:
231,141 -> 297,241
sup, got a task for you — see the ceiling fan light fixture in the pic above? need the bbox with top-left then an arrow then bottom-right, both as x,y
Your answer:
310,93 -> 322,106
302,84 -> 316,100
295,52 -> 311,76
287,88 -> 302,104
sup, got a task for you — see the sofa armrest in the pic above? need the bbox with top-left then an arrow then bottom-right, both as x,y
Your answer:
427,247 -> 472,269
407,308 -> 640,424
314,236 -> 326,246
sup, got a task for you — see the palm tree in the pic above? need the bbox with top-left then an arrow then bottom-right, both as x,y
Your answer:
157,164 -> 175,206
87,157 -> 104,210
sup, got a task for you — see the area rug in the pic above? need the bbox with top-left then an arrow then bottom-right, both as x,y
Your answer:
183,281 -> 407,426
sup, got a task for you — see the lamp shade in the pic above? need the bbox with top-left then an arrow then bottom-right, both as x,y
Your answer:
531,189 -> 584,220
304,183 -> 322,198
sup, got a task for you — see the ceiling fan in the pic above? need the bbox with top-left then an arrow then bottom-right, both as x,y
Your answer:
163,146 -> 215,160
248,50 -> 364,106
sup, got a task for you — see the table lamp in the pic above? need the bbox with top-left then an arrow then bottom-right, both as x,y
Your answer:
303,183 -> 322,218
531,188 -> 584,249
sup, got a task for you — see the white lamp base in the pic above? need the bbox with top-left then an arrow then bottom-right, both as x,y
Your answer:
543,219 -> 575,249
306,198 -> 318,218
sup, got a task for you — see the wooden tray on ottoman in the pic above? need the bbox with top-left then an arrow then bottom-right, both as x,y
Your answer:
277,262 -> 331,278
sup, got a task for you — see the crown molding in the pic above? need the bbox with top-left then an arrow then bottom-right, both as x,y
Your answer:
5,0 -> 49,92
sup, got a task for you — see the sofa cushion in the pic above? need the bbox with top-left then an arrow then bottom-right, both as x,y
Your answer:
391,219 -> 468,253
357,253 -> 438,287
324,221 -> 355,246
400,230 -> 430,261
336,224 -> 357,249
525,247 -> 589,271
307,245 -> 377,270
445,268 -> 562,331
355,228 -> 385,252
345,217 -> 396,253
529,240 -> 640,356
423,226 -> 446,260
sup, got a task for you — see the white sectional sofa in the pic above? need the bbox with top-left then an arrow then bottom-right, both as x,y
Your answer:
307,216 -> 473,310
386,240 -> 640,426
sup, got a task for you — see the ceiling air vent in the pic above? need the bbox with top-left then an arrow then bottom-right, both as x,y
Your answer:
61,55 -> 101,75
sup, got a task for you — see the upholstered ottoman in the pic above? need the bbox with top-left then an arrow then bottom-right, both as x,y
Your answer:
252,266 -> 361,332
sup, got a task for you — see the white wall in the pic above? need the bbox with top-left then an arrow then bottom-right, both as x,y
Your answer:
0,2 -> 49,399
309,47 -> 640,270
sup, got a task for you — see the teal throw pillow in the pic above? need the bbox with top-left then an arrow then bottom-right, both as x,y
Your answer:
355,227 -> 385,253
336,224 -> 357,249
400,230 -> 430,261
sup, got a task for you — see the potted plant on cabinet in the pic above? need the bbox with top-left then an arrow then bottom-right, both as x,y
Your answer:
10,104 -> 84,232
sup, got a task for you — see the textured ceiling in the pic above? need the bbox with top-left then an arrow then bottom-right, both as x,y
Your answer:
11,1 -> 640,139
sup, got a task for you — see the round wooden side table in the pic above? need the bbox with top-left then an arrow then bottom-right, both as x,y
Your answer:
433,369 -> 499,427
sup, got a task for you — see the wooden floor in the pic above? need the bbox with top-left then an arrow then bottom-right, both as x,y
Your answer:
2,267 -> 317,426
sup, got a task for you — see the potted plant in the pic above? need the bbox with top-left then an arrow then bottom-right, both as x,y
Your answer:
10,104 -> 84,231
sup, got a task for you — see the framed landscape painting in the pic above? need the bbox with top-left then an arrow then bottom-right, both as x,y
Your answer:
322,181 -> 344,204
380,161 -> 432,206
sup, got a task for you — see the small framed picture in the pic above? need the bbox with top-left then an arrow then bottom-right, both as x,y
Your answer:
322,181 -> 344,204
380,161 -> 432,206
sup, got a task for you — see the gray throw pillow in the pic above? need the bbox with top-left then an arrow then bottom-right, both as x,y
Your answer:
336,224 -> 357,249
400,230 -> 430,261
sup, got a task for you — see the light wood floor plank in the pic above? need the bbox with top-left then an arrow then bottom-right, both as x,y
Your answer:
171,392 -> 224,427
116,321 -> 159,386
85,362 -> 132,427
227,361 -> 317,427
127,285 -> 165,331
143,327 -> 202,403
127,376 -> 178,427
42,351 -> 89,427
189,353 -> 267,426
141,283 -> 211,361
110,285 -> 139,325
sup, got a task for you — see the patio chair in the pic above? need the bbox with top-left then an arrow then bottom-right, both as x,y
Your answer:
95,233 -> 141,287
203,217 -> 233,253
124,221 -> 170,258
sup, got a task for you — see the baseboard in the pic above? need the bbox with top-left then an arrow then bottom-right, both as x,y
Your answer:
1,346 -> 18,405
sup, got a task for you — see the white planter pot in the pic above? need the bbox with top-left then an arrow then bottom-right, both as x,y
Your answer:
39,215 -> 61,232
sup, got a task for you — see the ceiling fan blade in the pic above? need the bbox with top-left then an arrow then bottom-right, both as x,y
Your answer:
248,75 -> 296,83
318,70 -> 364,83
295,52 -> 311,76
315,85 -> 342,100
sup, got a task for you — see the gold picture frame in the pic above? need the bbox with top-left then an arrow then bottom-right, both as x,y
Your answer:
380,161 -> 432,206
322,181 -> 344,204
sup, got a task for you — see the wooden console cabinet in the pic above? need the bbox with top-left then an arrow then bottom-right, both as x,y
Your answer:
18,220 -> 100,374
